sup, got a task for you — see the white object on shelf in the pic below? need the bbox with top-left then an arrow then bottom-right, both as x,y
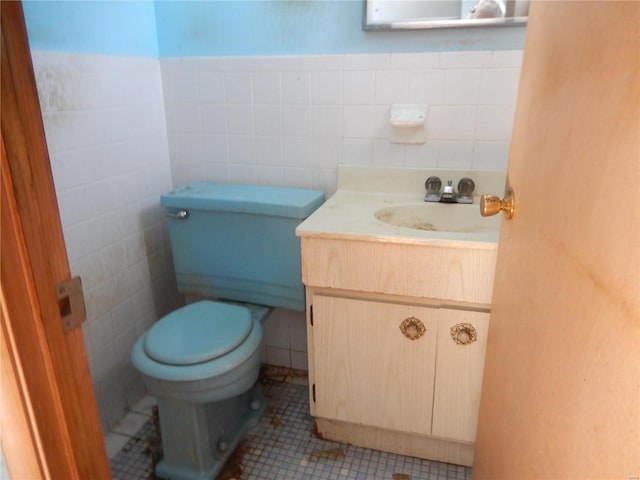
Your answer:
389,104 -> 427,144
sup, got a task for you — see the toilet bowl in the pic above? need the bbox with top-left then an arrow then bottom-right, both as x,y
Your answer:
131,183 -> 324,480
132,301 -> 267,402
132,301 -> 270,480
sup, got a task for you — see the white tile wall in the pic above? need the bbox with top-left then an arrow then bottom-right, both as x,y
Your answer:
159,49 -> 523,377
162,50 -> 523,196
29,48 -> 523,431
261,308 -> 308,371
31,51 -> 182,431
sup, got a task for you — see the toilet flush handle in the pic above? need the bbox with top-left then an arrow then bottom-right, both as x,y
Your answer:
166,209 -> 189,219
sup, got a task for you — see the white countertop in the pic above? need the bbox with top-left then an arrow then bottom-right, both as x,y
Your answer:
296,165 -> 506,248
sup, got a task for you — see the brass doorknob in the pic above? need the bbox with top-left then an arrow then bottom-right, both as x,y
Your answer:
480,188 -> 515,219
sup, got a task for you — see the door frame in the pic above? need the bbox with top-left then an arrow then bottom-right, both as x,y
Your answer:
1,2 -> 111,478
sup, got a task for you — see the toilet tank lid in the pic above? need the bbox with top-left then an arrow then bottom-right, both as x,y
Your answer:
161,183 -> 325,219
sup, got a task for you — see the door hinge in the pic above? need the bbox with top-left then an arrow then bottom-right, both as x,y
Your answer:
55,276 -> 86,332
312,383 -> 316,403
310,305 -> 313,326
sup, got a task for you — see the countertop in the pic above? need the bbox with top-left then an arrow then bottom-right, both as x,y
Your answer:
296,165 -> 506,248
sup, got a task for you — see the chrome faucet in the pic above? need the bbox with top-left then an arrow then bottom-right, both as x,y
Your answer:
440,180 -> 457,203
424,177 -> 475,204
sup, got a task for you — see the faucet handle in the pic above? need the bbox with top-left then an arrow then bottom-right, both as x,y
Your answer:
457,177 -> 475,196
425,176 -> 441,195
456,177 -> 475,204
424,176 -> 442,202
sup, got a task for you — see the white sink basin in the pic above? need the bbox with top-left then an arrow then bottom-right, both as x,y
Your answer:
374,203 -> 501,233
296,165 -> 506,244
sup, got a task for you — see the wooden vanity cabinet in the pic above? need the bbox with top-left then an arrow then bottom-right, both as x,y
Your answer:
312,295 -> 438,437
301,236 -> 495,466
431,308 -> 489,444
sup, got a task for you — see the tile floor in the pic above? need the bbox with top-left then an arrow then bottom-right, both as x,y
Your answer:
106,368 -> 472,480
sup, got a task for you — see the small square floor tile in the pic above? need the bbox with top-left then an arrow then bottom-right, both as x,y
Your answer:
108,369 -> 472,480
104,432 -> 130,459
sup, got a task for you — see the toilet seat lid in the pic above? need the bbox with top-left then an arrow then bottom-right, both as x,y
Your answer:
143,301 -> 253,366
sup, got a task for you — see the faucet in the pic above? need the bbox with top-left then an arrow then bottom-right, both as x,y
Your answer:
440,180 -> 457,203
424,177 -> 475,204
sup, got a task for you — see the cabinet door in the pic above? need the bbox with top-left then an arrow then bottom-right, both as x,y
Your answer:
432,309 -> 489,443
312,295 -> 437,436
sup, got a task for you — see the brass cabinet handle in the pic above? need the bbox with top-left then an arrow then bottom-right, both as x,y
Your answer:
450,323 -> 478,345
400,317 -> 426,340
480,188 -> 515,219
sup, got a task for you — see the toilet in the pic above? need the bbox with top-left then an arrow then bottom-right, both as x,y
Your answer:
131,183 -> 324,480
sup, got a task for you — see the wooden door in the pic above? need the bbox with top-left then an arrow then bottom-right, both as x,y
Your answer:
474,2 -> 639,479
1,2 -> 111,479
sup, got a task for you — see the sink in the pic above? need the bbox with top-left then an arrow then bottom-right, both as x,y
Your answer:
374,203 -> 501,233
296,165 -> 506,243
296,165 -> 506,303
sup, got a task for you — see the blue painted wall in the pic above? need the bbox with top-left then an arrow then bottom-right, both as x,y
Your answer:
23,0 -> 525,58
23,0 -> 159,57
155,1 -> 525,57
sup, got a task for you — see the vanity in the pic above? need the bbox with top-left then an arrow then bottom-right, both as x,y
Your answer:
295,165 -> 505,466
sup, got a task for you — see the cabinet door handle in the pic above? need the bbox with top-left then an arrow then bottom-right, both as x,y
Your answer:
450,323 -> 477,345
399,317 -> 426,340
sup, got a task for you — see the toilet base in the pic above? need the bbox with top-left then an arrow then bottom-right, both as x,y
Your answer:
154,386 -> 267,480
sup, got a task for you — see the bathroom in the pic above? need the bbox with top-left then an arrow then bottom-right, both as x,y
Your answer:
3,1 -> 637,479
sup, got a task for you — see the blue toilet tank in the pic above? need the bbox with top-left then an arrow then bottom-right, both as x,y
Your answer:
161,183 -> 324,312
